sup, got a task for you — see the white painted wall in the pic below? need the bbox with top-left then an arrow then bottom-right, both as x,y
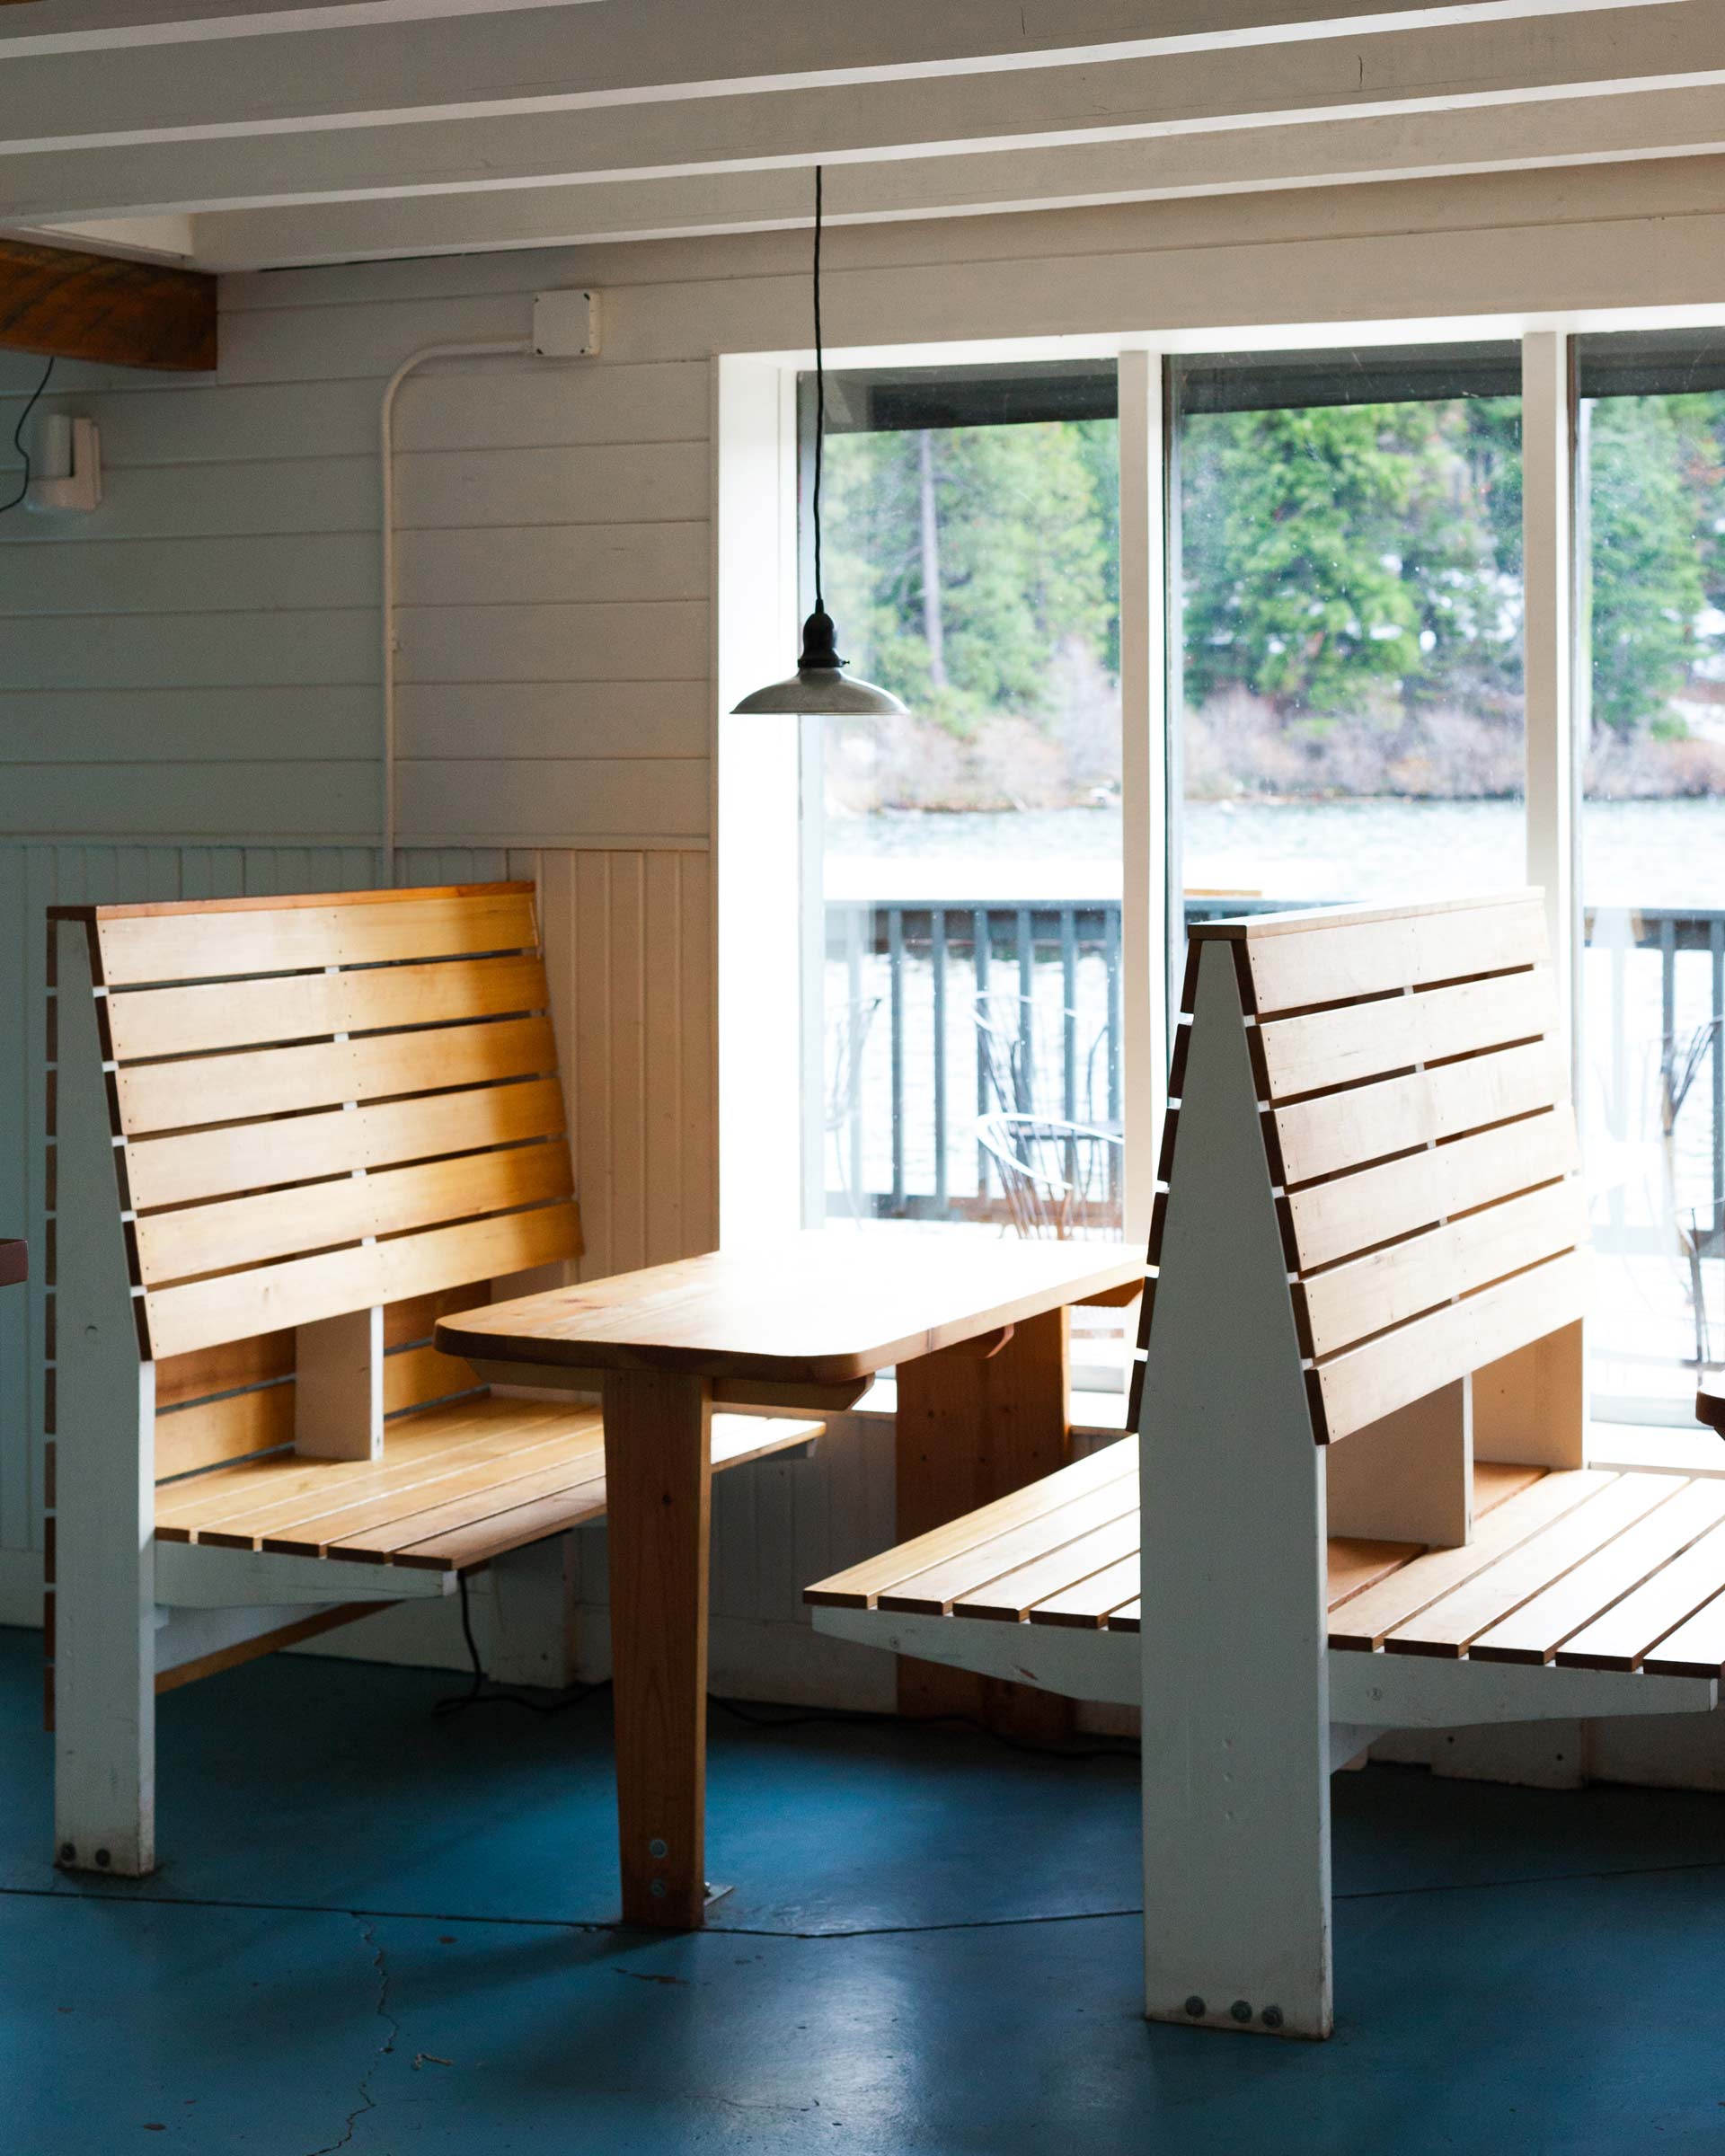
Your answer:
11,155 -> 1725,1717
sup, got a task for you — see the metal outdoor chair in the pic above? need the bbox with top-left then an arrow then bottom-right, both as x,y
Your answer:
975,1112 -> 1123,1241
973,990 -> 1113,1127
826,994 -> 881,1222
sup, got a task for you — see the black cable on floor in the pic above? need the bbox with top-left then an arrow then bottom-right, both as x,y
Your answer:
431,1575 -> 603,1719
432,1580 -> 1133,1760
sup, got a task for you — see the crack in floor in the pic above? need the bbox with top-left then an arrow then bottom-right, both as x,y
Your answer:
305,1922 -> 398,2156
10,1845 -> 1725,1945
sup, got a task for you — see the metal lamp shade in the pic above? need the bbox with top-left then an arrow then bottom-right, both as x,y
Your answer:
730,605 -> 909,718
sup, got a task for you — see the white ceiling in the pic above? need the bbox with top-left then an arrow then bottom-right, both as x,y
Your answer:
6,0 -> 1725,272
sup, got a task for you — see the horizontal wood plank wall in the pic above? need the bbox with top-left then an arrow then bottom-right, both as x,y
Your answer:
0,840 -> 714,1582
0,267 -> 712,848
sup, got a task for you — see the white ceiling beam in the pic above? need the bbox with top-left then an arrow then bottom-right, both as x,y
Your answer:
35,213 -> 198,259
0,0 -> 587,51
0,0 -> 1685,146
183,84 -> 1725,269
5,0 -> 1723,224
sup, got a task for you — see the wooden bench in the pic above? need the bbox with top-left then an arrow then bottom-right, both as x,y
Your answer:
809,890 -> 1723,2038
46,881 -> 818,1879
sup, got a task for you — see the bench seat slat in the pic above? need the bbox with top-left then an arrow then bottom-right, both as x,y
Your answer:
1384,1472 -> 1677,1657
1556,1515 -> 1725,1671
880,1479 -> 1144,1616
246,1408 -> 603,1548
942,1520 -> 1420,1631
155,1397 -> 588,1537
93,884 -> 537,987
1274,1038 -> 1564,1188
1258,966 -> 1554,1101
326,1448 -> 616,1562
108,953 -> 550,1063
1296,1179 -> 1587,1361
1473,1460 -> 1549,1514
155,1396 -> 822,1575
1640,1587 -> 1725,1679
1473,1479 -> 1725,1666
953,1513 -> 1141,1623
117,1015 -> 557,1136
1326,1469 -> 1615,1649
126,1076 -> 568,1212
391,1414 -> 822,1571
276,1423 -> 612,1560
142,1201 -> 581,1360
1324,1535 -> 1425,1608
1286,1109 -> 1577,1274
804,1442 -> 1133,1609
135,1138 -> 572,1288
1027,1551 -> 1143,1628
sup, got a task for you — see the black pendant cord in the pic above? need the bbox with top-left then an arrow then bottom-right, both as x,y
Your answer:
812,163 -> 825,615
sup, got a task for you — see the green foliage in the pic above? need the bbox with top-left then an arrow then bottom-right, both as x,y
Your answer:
822,420 -> 1116,732
1180,398 -> 1522,721
816,378 -> 1725,791
1587,395 -> 1708,738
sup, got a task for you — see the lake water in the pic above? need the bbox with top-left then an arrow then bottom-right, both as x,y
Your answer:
825,796 -> 1725,911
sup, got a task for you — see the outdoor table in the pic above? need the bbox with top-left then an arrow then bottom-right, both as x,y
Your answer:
438,1233 -> 1143,1929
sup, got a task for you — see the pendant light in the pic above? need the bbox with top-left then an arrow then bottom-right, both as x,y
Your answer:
731,168 -> 909,719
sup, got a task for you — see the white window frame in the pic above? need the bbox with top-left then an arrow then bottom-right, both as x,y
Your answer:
713,306 -> 1725,1461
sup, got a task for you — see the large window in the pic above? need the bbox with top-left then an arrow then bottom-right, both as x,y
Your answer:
1579,332 -> 1725,1420
1172,344 -> 1525,910
803,363 -> 1123,1243
747,321 -> 1725,1441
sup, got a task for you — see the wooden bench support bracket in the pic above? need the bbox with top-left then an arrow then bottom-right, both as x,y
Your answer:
154,1600 -> 390,1692
154,1541 -> 456,1609
295,1305 -> 384,1460
810,1609 -> 1719,1729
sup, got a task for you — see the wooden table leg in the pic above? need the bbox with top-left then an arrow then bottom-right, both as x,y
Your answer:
602,1366 -> 712,1929
894,1303 -> 1072,1744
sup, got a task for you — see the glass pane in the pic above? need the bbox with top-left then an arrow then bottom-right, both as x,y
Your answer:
803,364 -> 1125,1285
1174,346 -> 1525,917
1579,331 -> 1725,1422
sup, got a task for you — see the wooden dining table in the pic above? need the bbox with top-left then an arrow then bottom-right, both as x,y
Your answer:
438,1232 -> 1143,1929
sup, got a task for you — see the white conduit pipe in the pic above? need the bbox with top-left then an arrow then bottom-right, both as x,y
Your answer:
378,338 -> 530,880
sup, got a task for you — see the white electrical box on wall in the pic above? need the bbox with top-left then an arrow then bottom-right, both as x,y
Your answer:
532,289 -> 601,358
26,415 -> 101,514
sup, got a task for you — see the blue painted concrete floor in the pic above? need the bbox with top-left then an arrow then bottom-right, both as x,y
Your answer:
10,1627 -> 1725,2154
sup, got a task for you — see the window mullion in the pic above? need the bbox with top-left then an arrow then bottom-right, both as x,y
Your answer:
1522,329 -> 1583,1092
1118,347 -> 1171,1244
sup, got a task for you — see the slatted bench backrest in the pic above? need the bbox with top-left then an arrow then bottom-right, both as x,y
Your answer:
1139,889 -> 1588,1445
50,882 -> 581,1481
